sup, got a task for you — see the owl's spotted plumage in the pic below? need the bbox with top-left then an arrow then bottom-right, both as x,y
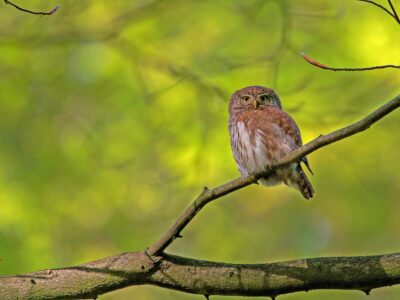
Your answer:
228,86 -> 314,199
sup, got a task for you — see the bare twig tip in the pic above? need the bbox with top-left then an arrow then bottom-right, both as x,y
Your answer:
301,53 -> 328,69
50,4 -> 61,14
4,0 -> 60,15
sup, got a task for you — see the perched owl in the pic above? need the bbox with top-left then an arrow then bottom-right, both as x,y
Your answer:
228,86 -> 314,199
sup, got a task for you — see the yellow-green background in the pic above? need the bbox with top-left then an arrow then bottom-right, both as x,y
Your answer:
1,0 -> 400,299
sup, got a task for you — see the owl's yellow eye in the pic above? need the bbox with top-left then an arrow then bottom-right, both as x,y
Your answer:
259,94 -> 269,103
241,96 -> 250,104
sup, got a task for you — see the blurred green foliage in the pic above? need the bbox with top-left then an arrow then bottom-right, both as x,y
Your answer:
0,0 -> 400,299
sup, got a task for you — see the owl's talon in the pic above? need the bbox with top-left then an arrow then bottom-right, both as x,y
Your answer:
172,233 -> 183,241
363,289 -> 371,296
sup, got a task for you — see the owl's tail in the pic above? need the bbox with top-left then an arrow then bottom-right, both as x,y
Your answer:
288,163 -> 314,199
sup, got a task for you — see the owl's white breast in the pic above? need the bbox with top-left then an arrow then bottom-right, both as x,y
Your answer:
232,121 -> 270,175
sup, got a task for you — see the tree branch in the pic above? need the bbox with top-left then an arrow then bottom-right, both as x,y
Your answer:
4,0 -> 60,16
1,92 -> 397,300
147,93 -> 400,256
358,0 -> 400,24
2,96 -> 398,299
388,0 -> 400,23
301,53 -> 400,71
1,251 -> 400,299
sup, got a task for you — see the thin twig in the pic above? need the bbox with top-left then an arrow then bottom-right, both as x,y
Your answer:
4,0 -> 60,15
388,0 -> 400,23
301,53 -> 400,71
357,0 -> 399,23
147,94 -> 400,256
302,0 -> 400,72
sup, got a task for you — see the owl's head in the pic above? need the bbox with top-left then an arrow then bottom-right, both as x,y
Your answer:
229,86 -> 282,115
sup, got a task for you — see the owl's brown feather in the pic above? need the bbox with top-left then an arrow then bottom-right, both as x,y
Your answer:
293,164 -> 314,199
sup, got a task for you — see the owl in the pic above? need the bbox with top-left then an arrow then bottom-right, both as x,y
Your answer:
228,86 -> 314,199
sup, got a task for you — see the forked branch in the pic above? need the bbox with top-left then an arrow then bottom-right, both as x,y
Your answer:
147,93 -> 400,256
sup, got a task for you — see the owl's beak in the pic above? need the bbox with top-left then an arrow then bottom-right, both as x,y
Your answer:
253,99 -> 261,109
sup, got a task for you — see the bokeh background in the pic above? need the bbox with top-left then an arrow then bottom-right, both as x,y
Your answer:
1,0 -> 400,299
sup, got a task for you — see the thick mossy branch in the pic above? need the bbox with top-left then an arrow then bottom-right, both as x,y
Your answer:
1,252 -> 400,299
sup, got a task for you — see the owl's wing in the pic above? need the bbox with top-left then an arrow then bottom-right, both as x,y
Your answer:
267,108 -> 313,174
275,111 -> 302,147
260,107 -> 302,148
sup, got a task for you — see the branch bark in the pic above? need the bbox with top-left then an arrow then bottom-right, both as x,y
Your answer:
2,251 -> 400,299
147,93 -> 400,256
